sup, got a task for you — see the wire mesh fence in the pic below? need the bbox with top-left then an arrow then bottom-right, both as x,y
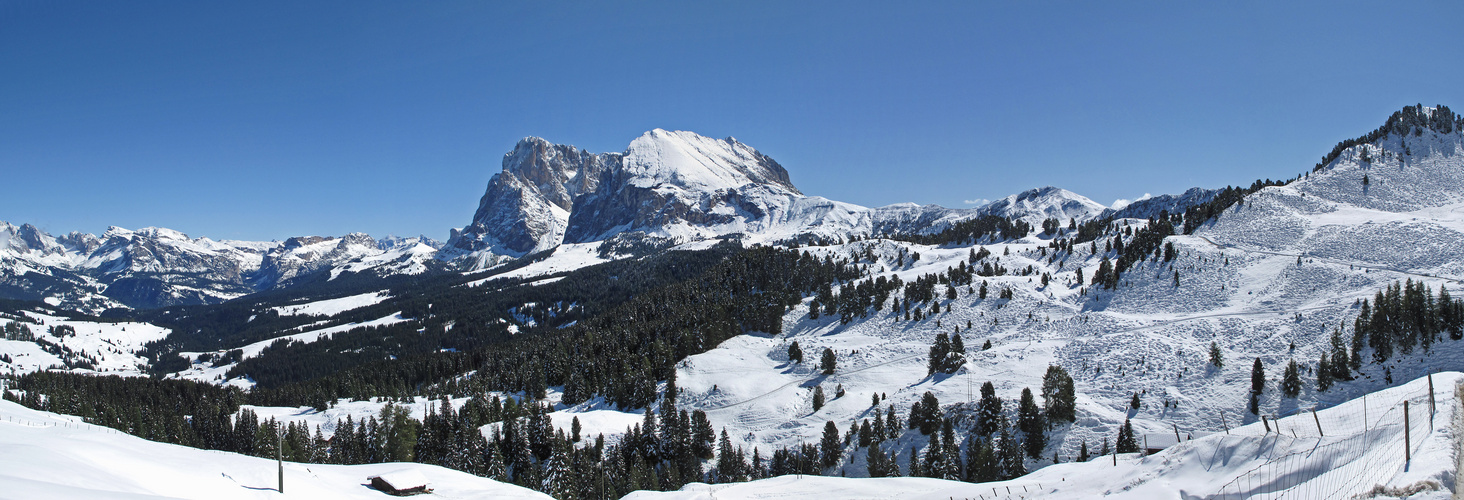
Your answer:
1206,376 -> 1445,499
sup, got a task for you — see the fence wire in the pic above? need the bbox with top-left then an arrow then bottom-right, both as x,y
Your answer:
1207,378 -> 1445,500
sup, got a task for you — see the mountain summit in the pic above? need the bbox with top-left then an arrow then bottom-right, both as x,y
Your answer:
446,130 -> 806,265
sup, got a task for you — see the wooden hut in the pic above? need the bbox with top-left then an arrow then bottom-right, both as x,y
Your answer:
367,469 -> 433,496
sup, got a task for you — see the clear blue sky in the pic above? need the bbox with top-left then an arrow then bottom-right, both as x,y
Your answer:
3,1 -> 1461,242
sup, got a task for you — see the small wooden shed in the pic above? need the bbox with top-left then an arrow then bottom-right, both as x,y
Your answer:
368,469 -> 433,496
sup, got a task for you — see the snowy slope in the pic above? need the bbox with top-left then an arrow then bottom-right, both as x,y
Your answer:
605,107 -> 1464,490
0,310 -> 170,377
0,399 -> 551,500
269,291 -> 391,317
626,373 -> 1459,499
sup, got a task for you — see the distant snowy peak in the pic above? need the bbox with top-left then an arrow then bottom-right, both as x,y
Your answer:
447,129 -> 811,265
1102,187 -> 1220,220
978,186 -> 1106,224
0,223 -> 438,310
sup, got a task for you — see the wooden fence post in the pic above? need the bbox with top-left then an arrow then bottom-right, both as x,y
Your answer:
1428,373 -> 1436,427
1218,411 -> 1229,434
1173,423 -> 1181,443
1403,400 -> 1410,463
1312,408 -> 1323,437
1261,415 -> 1270,433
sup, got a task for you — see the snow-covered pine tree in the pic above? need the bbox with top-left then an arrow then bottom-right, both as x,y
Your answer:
997,419 -> 1025,479
976,381 -> 1003,436
1282,359 -> 1302,398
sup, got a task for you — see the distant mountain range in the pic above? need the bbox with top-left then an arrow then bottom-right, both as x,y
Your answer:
0,130 -> 1232,311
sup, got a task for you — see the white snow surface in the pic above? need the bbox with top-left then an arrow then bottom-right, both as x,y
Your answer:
0,398 -> 551,500
269,291 -> 391,317
0,311 -> 170,376
622,129 -> 798,194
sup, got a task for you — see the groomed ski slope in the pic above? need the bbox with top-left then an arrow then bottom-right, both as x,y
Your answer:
627,372 -> 1461,499
0,398 -> 551,500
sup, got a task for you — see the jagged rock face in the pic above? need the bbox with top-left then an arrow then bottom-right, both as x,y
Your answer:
450,138 -> 618,256
451,129 -> 807,259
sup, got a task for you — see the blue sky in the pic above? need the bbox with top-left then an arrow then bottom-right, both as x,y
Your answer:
3,1 -> 1461,241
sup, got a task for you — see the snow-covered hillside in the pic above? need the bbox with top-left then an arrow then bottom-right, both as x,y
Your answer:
0,398 -> 551,500
0,310 -> 169,377
627,372 -> 1459,499
544,106 -> 1464,485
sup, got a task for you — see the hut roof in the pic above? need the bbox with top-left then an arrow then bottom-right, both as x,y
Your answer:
368,469 -> 429,491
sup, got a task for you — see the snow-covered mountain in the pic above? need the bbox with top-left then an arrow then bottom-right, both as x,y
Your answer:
0,223 -> 442,310
444,129 -> 1110,269
976,186 -> 1107,225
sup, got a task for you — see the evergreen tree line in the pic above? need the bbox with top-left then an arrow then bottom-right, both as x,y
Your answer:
1312,104 -> 1461,173
242,245 -> 860,411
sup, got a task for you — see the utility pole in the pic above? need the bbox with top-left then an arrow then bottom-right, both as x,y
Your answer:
277,425 -> 284,494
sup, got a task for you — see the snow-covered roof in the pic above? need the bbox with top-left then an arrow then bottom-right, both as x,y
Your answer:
369,469 -> 429,490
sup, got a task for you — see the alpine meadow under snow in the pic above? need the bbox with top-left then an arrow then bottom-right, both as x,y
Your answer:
4,105 -> 1464,499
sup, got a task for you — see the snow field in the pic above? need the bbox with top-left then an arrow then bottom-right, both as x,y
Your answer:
0,399 -> 551,500
0,311 -> 170,376
268,291 -> 391,317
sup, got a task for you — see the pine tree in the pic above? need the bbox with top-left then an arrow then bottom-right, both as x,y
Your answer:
821,348 -> 837,375
1130,392 -> 1141,410
866,442 -> 890,477
884,405 -> 900,440
966,438 -> 999,482
928,333 -> 951,375
1041,365 -> 1076,424
976,382 -> 1003,436
1328,328 -> 1352,381
917,392 -> 941,435
820,421 -> 842,469
997,420 -> 1025,479
1077,440 -> 1090,462
812,386 -> 826,411
788,341 -> 804,363
1209,342 -> 1224,368
1317,353 -> 1333,392
1282,359 -> 1302,398
1017,388 -> 1046,459
1250,358 -> 1265,395
947,334 -> 966,373
1116,419 -> 1138,454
